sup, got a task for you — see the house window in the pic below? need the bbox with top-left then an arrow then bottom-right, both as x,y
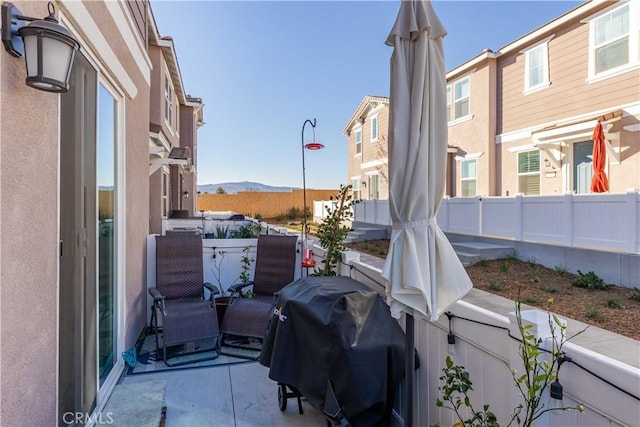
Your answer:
355,129 -> 362,155
518,150 -> 540,195
447,76 -> 470,122
162,171 -> 169,217
589,3 -> 633,77
368,174 -> 380,199
370,115 -> 378,142
164,75 -> 173,126
352,178 -> 362,200
523,41 -> 550,92
461,159 -> 477,197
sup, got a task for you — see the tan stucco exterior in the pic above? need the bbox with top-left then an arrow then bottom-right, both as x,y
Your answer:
1,0 -> 153,424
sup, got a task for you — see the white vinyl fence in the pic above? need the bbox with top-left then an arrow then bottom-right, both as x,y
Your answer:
349,192 -> 640,254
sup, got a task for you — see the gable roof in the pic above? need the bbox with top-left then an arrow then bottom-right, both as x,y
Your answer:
343,95 -> 389,135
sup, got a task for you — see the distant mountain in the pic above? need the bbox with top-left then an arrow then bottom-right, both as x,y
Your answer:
198,181 -> 298,194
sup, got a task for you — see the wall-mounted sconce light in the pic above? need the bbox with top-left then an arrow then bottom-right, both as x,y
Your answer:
2,2 -> 79,92
183,190 -> 190,199
544,159 -> 551,168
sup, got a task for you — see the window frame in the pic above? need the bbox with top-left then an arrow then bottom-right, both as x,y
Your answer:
367,173 -> 380,200
585,1 -> 638,82
370,114 -> 379,143
161,169 -> 169,217
446,75 -> 471,123
517,150 -> 541,196
164,74 -> 173,127
351,177 -> 362,200
460,158 -> 477,197
522,36 -> 552,94
354,128 -> 362,155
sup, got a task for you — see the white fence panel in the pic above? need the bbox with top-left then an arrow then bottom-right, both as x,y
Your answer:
481,196 -> 520,239
446,197 -> 481,235
572,194 -> 630,251
521,195 -> 568,244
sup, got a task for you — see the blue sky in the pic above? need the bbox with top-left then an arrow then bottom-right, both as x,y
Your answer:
151,0 -> 582,189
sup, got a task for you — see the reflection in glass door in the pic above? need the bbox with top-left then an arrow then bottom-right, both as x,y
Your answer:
574,140 -> 593,194
97,84 -> 117,386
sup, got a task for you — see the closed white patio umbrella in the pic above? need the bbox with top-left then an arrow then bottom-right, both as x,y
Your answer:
383,2 -> 474,422
383,0 -> 472,322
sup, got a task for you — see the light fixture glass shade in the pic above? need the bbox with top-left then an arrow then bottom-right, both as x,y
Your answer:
19,18 -> 79,92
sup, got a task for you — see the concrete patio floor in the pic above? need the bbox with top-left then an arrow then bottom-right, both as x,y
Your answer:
120,361 -> 327,427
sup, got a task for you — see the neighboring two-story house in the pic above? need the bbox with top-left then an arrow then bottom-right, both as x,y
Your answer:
345,0 -> 640,198
343,96 -> 390,200
148,20 -> 205,234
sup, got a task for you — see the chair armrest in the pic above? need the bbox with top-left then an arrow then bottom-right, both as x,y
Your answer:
148,287 -> 164,301
228,282 -> 254,294
203,282 -> 221,297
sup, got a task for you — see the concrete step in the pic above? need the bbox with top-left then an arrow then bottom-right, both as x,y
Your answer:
345,227 -> 387,243
456,251 -> 480,267
451,242 -> 514,261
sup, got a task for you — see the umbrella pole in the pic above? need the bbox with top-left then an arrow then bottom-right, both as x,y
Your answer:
405,313 -> 414,426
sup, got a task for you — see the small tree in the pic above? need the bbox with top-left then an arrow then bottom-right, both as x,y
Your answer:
312,184 -> 356,276
215,186 -> 226,194
434,299 -> 585,427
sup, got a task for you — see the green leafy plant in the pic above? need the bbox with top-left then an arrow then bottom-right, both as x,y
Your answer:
630,288 -> 640,302
554,264 -> 568,276
434,299 -> 586,427
528,264 -> 540,283
521,295 -> 540,305
506,252 -> 518,263
210,246 -> 255,295
286,206 -> 302,220
585,305 -> 606,322
238,246 -> 254,285
478,257 -> 487,268
572,270 -> 606,290
527,257 -> 537,268
435,356 -> 500,427
312,184 -> 356,276
500,260 -> 509,273
232,223 -> 261,239
605,299 -> 622,309
213,225 -> 229,239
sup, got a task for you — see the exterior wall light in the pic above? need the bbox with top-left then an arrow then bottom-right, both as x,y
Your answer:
183,190 -> 189,199
2,2 -> 80,93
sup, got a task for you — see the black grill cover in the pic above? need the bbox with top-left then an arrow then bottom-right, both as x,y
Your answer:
259,276 -> 405,426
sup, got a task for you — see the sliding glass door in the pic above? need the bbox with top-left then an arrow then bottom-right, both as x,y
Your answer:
59,54 -> 122,424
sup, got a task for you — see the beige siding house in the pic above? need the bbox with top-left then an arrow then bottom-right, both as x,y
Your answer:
343,96 -> 391,200
148,20 -> 205,234
0,1 -> 201,424
347,0 -> 640,198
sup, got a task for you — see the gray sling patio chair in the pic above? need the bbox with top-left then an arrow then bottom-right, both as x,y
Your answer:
220,235 -> 298,353
149,235 -> 222,366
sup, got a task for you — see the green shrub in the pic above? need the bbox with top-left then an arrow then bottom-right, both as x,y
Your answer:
572,270 -> 606,291
606,299 -> 622,309
630,288 -> 640,302
585,305 -> 606,322
286,206 -> 301,220
554,264 -> 568,276
500,260 -> 509,273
